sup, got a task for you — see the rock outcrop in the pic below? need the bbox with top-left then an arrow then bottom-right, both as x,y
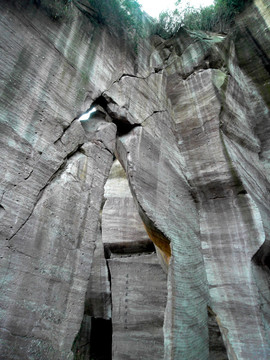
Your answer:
0,0 -> 270,359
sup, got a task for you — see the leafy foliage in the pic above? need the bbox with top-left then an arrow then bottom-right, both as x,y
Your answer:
38,0 -> 252,43
38,0 -> 145,36
38,0 -> 147,52
88,0 -> 146,38
156,0 -> 253,37
86,0 -> 151,54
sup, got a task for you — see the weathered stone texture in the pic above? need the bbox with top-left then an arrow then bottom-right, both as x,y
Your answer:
101,159 -> 167,359
162,1 -> 270,357
1,0 -> 270,359
116,120 -> 209,360
0,1 -> 119,357
108,254 -> 167,360
103,160 -> 153,255
0,142 -> 114,359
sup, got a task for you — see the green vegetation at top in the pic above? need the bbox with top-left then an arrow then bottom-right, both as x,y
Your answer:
87,0 -> 149,49
88,0 -> 145,34
38,0 -> 146,36
156,0 -> 253,37
38,0 -> 147,52
38,0 -> 252,40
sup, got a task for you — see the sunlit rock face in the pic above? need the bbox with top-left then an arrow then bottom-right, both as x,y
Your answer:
0,0 -> 270,359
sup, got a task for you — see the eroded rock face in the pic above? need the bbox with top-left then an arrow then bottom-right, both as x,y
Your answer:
0,139 -> 115,359
102,160 -> 153,255
1,0 -> 270,359
72,159 -> 167,359
109,254 -> 167,360
0,1 -> 118,356
116,122 -> 209,359
162,4 -> 270,356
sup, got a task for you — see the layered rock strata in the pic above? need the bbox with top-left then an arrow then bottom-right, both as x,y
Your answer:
0,1 -> 120,356
0,0 -> 270,359
109,254 -> 167,359
103,160 -> 167,359
73,159 -> 167,359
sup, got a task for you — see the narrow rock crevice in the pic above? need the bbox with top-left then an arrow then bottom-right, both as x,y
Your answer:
0,204 -> 6,218
208,307 -> 229,360
112,73 -> 140,85
141,110 -> 167,124
94,69 -> 165,112
91,95 -> 141,135
91,139 -> 114,155
72,316 -> 112,360
252,241 -> 270,271
8,143 -> 85,244
72,163 -> 114,359
251,245 -> 270,353
53,118 -> 81,146
109,69 -> 164,90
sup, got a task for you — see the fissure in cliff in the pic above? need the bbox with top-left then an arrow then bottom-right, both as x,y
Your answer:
0,1 -> 270,359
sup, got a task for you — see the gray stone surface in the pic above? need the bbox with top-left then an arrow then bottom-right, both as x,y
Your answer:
116,119 -> 209,360
1,0 -> 270,359
84,227 -> 111,320
102,160 -> 153,255
74,158 -> 166,360
0,142 -> 114,359
108,254 -> 167,360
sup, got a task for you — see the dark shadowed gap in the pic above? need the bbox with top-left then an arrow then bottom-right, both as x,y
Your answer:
72,316 -> 112,360
103,240 -> 155,258
90,318 -> 112,360
251,241 -> 270,347
113,120 -> 140,136
92,95 -> 141,135
252,240 -> 270,270
208,308 -> 229,360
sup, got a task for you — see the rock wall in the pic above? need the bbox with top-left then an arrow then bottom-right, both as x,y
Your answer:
73,159 -> 167,359
104,162 -> 167,358
0,0 -> 270,359
0,1 -> 121,358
